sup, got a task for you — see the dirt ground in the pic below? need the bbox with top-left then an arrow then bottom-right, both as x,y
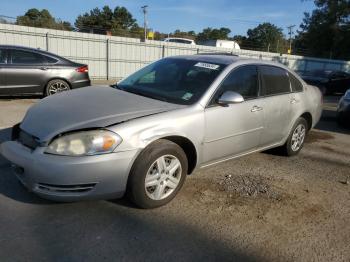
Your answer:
0,95 -> 349,261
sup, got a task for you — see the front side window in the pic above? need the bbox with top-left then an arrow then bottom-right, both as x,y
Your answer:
210,65 -> 259,105
11,50 -> 45,64
260,65 -> 291,96
117,58 -> 226,105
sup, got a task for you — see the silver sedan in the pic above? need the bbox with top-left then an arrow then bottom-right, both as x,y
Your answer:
0,55 -> 323,208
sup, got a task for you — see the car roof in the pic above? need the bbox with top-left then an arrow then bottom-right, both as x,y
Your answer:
170,54 -> 288,68
164,37 -> 195,42
0,45 -> 68,61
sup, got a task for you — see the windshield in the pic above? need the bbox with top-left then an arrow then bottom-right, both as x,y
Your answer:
116,58 -> 226,105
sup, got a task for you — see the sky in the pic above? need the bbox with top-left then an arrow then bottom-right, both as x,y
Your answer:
0,0 -> 316,36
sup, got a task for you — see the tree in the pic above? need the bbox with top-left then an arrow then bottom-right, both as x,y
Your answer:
246,23 -> 285,52
169,29 -> 196,39
16,8 -> 72,30
196,27 -> 231,42
75,6 -> 138,36
296,0 -> 350,59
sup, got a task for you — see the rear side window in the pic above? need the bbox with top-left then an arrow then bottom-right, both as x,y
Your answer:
44,56 -> 58,64
10,49 -> 45,64
289,73 -> 303,92
260,66 -> 291,96
211,65 -> 259,103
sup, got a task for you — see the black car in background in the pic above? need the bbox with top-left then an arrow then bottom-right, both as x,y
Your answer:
300,70 -> 350,95
337,89 -> 350,127
0,45 -> 91,96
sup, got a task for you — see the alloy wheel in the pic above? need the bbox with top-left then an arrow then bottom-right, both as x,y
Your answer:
144,155 -> 182,200
47,81 -> 70,96
291,124 -> 306,151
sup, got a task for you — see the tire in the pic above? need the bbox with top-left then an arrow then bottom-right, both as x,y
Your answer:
127,139 -> 188,209
45,79 -> 71,97
280,117 -> 308,156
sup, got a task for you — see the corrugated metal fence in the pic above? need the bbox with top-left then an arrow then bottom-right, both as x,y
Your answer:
1,23 -> 350,80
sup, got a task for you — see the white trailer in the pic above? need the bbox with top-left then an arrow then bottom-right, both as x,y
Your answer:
199,39 -> 241,50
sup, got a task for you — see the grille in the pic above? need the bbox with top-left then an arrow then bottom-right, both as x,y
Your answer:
37,183 -> 97,194
17,130 -> 40,149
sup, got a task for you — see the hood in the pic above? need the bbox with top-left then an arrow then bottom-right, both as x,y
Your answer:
20,86 -> 184,142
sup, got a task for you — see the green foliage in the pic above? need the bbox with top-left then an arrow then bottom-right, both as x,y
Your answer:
74,6 -> 139,36
16,8 -> 72,30
296,0 -> 350,59
245,23 -> 285,52
196,27 -> 231,42
171,30 -> 196,39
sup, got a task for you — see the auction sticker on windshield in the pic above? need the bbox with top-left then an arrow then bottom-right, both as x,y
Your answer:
194,62 -> 220,70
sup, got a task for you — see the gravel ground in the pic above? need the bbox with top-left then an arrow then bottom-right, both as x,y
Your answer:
0,94 -> 349,262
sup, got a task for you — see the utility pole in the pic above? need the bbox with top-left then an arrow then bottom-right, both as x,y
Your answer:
287,25 -> 296,54
141,5 -> 148,41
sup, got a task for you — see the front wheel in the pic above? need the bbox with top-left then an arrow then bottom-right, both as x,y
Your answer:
127,139 -> 188,209
280,117 -> 308,156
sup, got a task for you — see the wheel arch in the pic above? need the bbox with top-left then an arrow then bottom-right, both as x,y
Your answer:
159,136 -> 198,175
300,112 -> 313,131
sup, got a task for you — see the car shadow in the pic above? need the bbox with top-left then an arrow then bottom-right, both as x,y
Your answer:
0,196 -> 260,261
0,95 -> 42,100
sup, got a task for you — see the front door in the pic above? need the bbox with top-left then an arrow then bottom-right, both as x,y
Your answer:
203,65 -> 264,164
4,49 -> 47,95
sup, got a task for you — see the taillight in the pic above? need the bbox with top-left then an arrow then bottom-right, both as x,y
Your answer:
76,65 -> 88,73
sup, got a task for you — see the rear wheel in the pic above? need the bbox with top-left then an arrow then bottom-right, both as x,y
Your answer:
280,117 -> 308,156
127,139 -> 187,209
45,79 -> 70,96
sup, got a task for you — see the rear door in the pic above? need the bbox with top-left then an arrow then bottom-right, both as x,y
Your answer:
0,48 -> 7,94
5,49 -> 48,95
259,65 -> 293,147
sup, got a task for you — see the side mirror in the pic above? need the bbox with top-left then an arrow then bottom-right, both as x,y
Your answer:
217,91 -> 244,105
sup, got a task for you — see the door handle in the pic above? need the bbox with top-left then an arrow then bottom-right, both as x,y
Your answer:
290,98 -> 299,104
251,105 -> 263,112
39,67 -> 48,71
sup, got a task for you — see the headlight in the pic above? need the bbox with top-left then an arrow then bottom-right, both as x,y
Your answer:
45,130 -> 122,156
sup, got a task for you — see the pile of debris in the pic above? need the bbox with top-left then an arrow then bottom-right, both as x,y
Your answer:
218,173 -> 282,200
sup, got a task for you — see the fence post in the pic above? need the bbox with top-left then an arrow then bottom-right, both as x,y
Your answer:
106,38 -> 109,81
46,33 -> 49,51
162,44 -> 165,58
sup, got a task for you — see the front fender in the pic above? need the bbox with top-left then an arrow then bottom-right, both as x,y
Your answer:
108,105 -> 205,163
